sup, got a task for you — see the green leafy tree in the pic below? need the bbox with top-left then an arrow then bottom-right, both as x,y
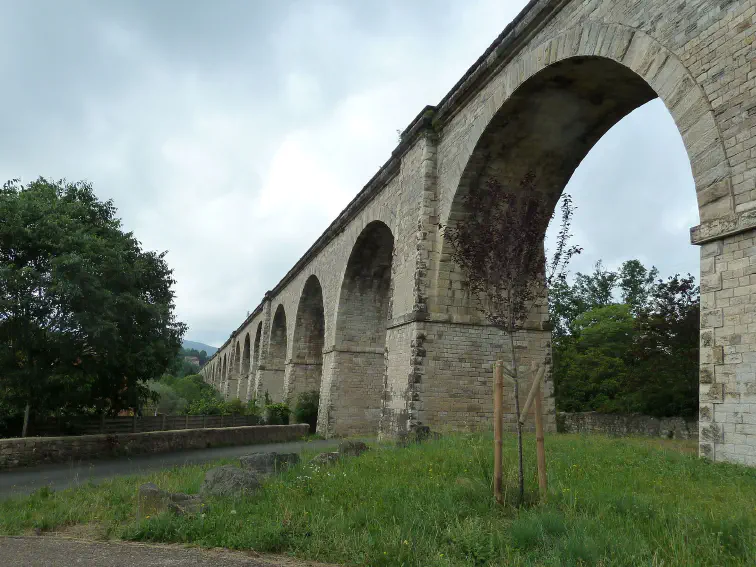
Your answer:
186,391 -> 227,415
265,402 -> 291,425
0,178 -> 186,433
554,304 -> 636,413
550,259 -> 699,419
147,381 -> 188,415
293,390 -> 319,432
225,398 -> 245,415
618,259 -> 658,314
246,398 -> 262,423
630,275 -> 699,417
146,373 -> 218,416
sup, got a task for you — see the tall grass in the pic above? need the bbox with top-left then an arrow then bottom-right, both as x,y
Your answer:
1,433 -> 754,566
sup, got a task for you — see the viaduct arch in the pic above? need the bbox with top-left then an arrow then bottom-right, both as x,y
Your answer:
202,0 -> 756,465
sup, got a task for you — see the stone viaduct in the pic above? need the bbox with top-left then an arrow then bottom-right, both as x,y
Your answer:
201,0 -> 756,465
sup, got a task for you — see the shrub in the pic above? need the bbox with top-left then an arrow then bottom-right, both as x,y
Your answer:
265,403 -> 291,425
225,398 -> 245,415
246,398 -> 262,424
186,392 -> 226,415
293,390 -> 319,433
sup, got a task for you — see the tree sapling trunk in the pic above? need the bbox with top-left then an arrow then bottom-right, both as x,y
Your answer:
509,329 -> 525,505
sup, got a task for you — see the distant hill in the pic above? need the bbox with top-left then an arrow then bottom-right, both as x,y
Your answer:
182,340 -> 218,356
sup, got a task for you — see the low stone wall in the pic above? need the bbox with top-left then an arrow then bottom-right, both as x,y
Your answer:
0,424 -> 310,470
557,412 -> 698,440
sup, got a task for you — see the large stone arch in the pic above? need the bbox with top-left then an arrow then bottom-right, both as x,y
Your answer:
239,332 -> 251,402
221,354 -> 227,396
319,220 -> 395,436
427,22 -> 731,439
438,24 -> 729,228
252,321 -> 263,397
260,305 -> 287,402
227,341 -> 240,400
286,275 -> 326,410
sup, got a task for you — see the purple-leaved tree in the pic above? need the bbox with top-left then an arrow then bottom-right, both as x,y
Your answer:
444,173 -> 580,504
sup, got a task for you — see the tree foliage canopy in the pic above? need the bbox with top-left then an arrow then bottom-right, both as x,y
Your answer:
552,261 -> 699,418
0,178 -> 186,421
444,176 -> 580,332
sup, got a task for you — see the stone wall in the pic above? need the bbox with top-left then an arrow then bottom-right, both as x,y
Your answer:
0,424 -> 309,470
557,412 -> 698,440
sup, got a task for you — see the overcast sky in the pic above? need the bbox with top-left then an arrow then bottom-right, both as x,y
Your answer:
0,0 -> 699,348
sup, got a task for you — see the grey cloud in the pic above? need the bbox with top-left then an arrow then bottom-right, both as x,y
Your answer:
0,0 -> 700,347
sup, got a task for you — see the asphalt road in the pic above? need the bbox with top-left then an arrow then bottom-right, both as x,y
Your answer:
0,537 -> 337,566
0,438 -> 341,499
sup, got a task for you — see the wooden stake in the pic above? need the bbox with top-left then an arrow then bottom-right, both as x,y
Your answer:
518,364 -> 546,425
493,361 -> 504,504
534,383 -> 547,499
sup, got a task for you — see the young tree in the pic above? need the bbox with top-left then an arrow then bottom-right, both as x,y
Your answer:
0,178 -> 186,432
444,174 -> 580,504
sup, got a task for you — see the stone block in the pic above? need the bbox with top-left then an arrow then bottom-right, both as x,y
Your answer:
700,364 -> 715,384
700,403 -> 714,421
701,346 -> 724,364
137,483 -> 205,518
701,240 -> 723,258
699,442 -> 714,459
201,466 -> 260,497
239,452 -> 299,476
703,383 -> 725,403
338,440 -> 370,457
701,273 -> 723,293
700,423 -> 724,443
700,328 -> 714,348
310,452 -> 341,467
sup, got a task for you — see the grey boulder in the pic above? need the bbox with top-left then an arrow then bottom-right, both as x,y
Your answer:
137,483 -> 206,518
239,452 -> 299,476
200,465 -> 260,497
338,440 -> 369,457
397,425 -> 442,447
310,452 -> 341,466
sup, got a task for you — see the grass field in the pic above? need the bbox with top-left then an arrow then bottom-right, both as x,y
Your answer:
1,433 -> 755,566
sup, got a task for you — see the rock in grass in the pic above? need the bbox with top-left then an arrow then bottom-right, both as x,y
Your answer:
397,426 -> 442,447
239,452 -> 299,476
137,483 -> 205,518
310,452 -> 341,466
338,440 -> 369,457
201,465 -> 260,497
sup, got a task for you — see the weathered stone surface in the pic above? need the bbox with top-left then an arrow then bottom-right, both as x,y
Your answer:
558,412 -> 698,440
338,440 -> 369,457
239,452 -> 299,476
201,466 -> 260,497
310,452 -> 341,467
201,0 -> 756,467
397,426 -> 442,447
137,483 -> 205,518
700,423 -> 724,444
0,424 -> 309,471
